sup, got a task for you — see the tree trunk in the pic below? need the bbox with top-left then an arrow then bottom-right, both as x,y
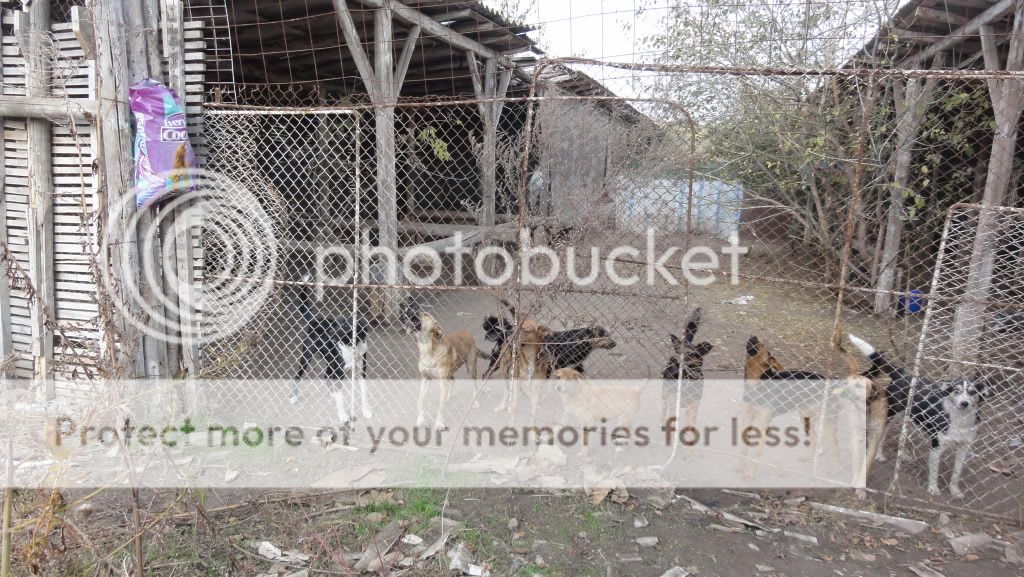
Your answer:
873,60 -> 943,314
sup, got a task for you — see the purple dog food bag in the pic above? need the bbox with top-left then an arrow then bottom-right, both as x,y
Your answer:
129,78 -> 196,207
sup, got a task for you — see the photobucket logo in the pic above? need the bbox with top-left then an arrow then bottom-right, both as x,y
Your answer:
100,169 -> 277,345
313,229 -> 748,289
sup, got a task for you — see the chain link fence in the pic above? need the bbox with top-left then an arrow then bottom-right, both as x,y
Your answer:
187,62 -> 1024,519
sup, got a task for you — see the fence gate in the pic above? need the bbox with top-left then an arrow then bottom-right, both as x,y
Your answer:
889,204 -> 1024,520
192,97 -> 713,434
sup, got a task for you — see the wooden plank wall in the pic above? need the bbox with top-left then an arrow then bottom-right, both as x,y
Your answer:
1,10 -> 100,388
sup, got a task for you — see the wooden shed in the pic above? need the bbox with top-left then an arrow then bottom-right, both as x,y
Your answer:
0,0 -> 658,391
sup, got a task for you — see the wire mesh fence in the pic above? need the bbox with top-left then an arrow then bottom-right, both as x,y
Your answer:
183,61 -> 1024,518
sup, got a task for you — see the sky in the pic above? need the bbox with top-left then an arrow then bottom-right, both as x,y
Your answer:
514,0 -> 677,99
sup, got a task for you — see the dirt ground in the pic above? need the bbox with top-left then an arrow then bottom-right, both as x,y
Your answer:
17,487 -> 1023,577
20,232 -> 1021,576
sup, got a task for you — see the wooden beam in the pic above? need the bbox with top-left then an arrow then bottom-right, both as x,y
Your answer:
913,6 -> 971,27
71,5 -> 96,59
466,52 -> 483,98
356,0 -> 516,68
431,9 -> 475,23
23,2 -> 56,386
333,0 -> 380,102
980,24 -> 1003,96
900,0 -> 1015,66
884,27 -> 941,43
161,0 -> 186,98
0,95 -> 96,122
394,24 -> 421,87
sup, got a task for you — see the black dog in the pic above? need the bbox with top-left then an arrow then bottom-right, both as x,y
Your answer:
482,299 -> 516,373
543,326 -> 616,375
662,308 -> 714,389
662,307 -> 714,432
293,279 -> 371,421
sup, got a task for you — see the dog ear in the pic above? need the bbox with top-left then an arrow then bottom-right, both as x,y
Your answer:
669,334 -> 683,351
972,380 -> 985,396
745,336 -> 760,357
695,342 -> 714,357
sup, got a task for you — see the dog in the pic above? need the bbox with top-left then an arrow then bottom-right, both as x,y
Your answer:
740,335 -> 876,480
543,326 -> 616,375
552,367 -> 644,452
492,318 -> 552,423
482,299 -> 517,373
848,335 -> 984,497
661,307 -> 714,429
401,300 -> 487,429
292,279 -> 371,422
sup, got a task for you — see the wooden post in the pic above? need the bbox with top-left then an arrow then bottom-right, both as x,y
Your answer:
123,0 -> 171,377
468,54 -> 511,226
161,0 -> 198,375
374,0 -> 399,287
873,54 -> 944,315
20,1 -> 57,390
94,0 -> 147,377
334,0 -> 420,309
951,0 -> 1024,373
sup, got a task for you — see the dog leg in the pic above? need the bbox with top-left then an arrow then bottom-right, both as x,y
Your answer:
864,399 -> 887,478
493,382 -> 509,413
509,378 -> 520,424
416,376 -> 429,427
358,350 -> 372,420
736,402 -> 755,476
927,438 -> 943,496
292,344 -> 314,403
493,360 -> 511,413
435,378 -> 451,430
528,381 -> 542,428
949,443 -> 969,499
743,407 -> 772,482
681,402 -> 700,459
331,386 -> 350,423
873,420 -> 889,462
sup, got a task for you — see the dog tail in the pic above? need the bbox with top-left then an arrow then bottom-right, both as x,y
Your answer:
847,334 -> 875,357
476,348 -> 489,359
297,274 -> 314,324
684,307 -> 703,345
848,334 -> 905,382
499,298 -> 517,318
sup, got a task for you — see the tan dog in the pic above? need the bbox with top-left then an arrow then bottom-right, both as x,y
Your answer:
492,319 -> 551,423
553,368 -> 644,431
404,305 -> 486,429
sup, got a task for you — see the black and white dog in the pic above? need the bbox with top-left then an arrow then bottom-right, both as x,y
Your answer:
293,277 -> 371,422
849,335 -> 984,497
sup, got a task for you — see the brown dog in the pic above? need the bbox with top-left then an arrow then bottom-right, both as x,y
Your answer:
406,308 -> 486,429
492,319 -> 551,423
739,336 -> 881,481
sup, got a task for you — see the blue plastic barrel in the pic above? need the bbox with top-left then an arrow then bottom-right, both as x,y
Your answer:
898,289 -> 925,314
